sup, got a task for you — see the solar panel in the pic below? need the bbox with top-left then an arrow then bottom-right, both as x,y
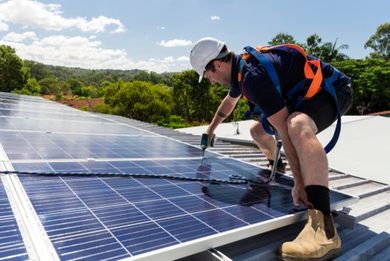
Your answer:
0,92 -> 356,260
0,178 -> 29,260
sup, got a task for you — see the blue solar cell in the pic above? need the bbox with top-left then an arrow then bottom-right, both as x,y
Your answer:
0,108 -> 113,123
157,215 -> 216,242
55,237 -> 129,261
169,195 -> 216,213
52,231 -> 130,261
50,162 -> 88,172
134,199 -> 187,220
4,117 -> 147,135
222,206 -> 272,224
193,209 -> 247,232
0,179 -> 28,260
112,187 -> 162,203
93,204 -> 149,228
146,184 -> 191,198
100,176 -> 144,189
111,222 -> 178,255
1,132 -> 203,160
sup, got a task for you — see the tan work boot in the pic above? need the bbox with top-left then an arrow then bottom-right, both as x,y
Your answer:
279,209 -> 341,260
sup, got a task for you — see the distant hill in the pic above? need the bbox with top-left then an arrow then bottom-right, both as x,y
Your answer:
24,60 -> 175,86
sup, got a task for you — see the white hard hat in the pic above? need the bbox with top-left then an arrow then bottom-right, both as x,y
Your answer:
190,37 -> 228,82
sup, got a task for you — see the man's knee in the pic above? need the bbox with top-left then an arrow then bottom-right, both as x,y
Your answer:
287,113 -> 317,141
249,122 -> 259,137
250,122 -> 267,139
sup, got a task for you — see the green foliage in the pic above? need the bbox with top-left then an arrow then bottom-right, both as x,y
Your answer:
303,35 -> 348,62
161,115 -> 191,128
305,34 -> 323,56
365,23 -> 389,60
171,70 -> 226,124
93,103 -> 117,114
333,58 -> 390,114
38,77 -> 62,95
79,85 -> 99,98
267,34 -> 348,62
24,60 -> 53,81
11,78 -> 41,96
268,33 -> 297,45
23,60 -> 174,88
0,45 -> 29,92
104,81 -> 174,123
232,99 -> 250,122
65,78 -> 83,96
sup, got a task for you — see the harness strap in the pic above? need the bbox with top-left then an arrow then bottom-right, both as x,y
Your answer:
257,44 -> 323,99
244,46 -> 282,95
237,44 -> 342,153
322,68 -> 342,153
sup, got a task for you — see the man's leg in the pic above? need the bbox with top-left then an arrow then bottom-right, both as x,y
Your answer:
287,113 -> 328,187
249,121 -> 285,172
280,112 -> 340,260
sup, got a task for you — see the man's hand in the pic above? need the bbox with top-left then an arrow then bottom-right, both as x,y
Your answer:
292,184 -> 313,209
200,133 -> 215,150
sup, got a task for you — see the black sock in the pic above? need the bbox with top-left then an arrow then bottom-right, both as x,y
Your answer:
305,185 -> 331,216
268,158 -> 283,167
277,158 -> 284,167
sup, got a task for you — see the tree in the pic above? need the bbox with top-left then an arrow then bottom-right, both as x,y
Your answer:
268,33 -> 297,45
24,60 -> 53,81
66,78 -> 83,96
79,85 -> 99,98
103,81 -> 174,123
319,38 -> 349,62
0,45 -> 29,92
38,77 -> 62,95
333,59 -> 390,114
171,70 -> 224,124
304,35 -> 348,62
305,34 -> 323,57
365,23 -> 390,60
12,78 -> 41,95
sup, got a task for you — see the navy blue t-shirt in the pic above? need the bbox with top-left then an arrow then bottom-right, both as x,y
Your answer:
229,49 -> 350,117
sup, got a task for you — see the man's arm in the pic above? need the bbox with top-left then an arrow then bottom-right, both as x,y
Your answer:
206,94 -> 241,135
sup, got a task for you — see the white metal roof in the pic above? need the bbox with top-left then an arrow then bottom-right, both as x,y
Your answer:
177,115 -> 390,185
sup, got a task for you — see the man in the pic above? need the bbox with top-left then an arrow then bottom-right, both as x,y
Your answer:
245,101 -> 285,172
190,37 -> 352,260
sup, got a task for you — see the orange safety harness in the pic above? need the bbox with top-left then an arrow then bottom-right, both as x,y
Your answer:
237,44 -> 342,153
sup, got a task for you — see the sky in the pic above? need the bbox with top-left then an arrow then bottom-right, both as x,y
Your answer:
0,0 -> 388,73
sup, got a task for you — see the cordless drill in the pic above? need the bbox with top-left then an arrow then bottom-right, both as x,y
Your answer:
201,133 -> 215,157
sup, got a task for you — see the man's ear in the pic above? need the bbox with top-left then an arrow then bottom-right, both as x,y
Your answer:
214,60 -> 222,69
214,60 -> 226,71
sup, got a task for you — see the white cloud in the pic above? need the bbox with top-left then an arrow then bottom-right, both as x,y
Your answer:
210,16 -> 220,21
3,31 -> 38,42
0,34 -> 191,73
0,21 -> 8,31
177,56 -> 189,62
80,16 -> 126,33
157,39 -> 192,47
156,26 -> 166,30
0,0 -> 125,33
